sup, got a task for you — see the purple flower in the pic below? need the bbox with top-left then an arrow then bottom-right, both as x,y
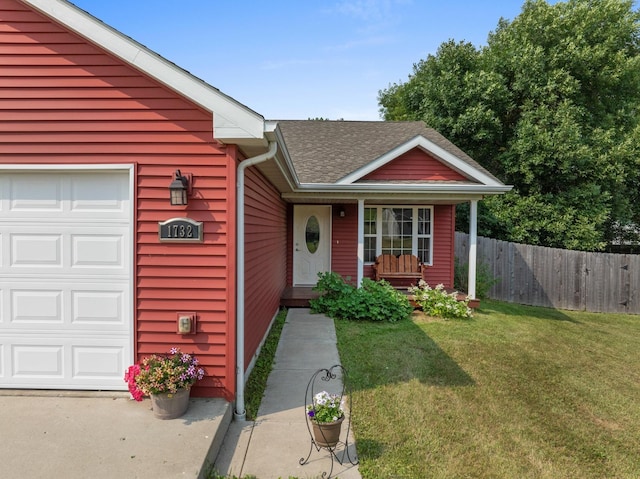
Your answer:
170,347 -> 179,355
307,410 -> 315,418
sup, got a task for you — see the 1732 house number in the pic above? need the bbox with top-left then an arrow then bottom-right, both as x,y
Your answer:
158,218 -> 203,243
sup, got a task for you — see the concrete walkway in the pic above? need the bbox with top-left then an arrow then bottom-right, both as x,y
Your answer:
214,308 -> 361,479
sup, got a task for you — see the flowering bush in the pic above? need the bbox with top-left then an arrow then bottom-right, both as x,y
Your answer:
124,347 -> 205,401
408,280 -> 473,320
310,272 -> 413,322
306,391 -> 345,424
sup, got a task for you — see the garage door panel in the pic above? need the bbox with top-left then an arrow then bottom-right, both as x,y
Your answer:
0,173 -> 129,220
12,344 -> 64,379
2,283 -> 128,331
0,227 -> 129,275
1,337 -> 129,389
70,174 -> 128,214
72,345 -> 125,381
0,170 -> 132,390
72,290 -> 125,326
9,176 -> 63,212
11,234 -> 62,267
72,234 -> 124,268
12,289 -> 63,324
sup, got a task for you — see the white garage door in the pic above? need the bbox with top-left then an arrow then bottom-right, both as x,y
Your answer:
0,170 -> 132,390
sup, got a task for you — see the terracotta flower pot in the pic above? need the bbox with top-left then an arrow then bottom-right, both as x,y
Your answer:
150,387 -> 191,419
311,415 -> 345,447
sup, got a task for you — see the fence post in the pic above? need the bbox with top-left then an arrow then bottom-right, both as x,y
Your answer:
467,200 -> 478,299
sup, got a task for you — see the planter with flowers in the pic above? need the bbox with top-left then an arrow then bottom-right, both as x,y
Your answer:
300,366 -> 358,478
306,390 -> 345,448
124,347 -> 205,419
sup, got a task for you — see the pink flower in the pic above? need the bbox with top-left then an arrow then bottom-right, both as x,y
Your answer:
124,364 -> 145,401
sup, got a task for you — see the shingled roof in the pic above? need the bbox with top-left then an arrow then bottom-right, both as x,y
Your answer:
276,120 -> 501,185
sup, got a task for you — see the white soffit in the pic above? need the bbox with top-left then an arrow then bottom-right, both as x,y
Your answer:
21,0 -> 265,142
336,135 -> 503,187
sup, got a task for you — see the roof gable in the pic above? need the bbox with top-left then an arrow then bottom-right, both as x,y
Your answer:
358,147 -> 470,182
277,120 -> 504,187
20,0 -> 266,144
341,135 -> 501,186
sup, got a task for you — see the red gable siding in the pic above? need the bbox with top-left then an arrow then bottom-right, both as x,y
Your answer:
0,0 -> 235,398
361,147 -> 468,182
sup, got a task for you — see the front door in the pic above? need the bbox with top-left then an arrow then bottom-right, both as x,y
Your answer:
293,205 -> 331,285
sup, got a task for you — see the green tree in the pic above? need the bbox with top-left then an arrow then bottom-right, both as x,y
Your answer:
379,0 -> 640,250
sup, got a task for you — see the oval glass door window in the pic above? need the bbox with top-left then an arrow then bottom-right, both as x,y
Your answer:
305,216 -> 320,254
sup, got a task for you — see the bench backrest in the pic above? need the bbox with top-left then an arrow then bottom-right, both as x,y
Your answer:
376,254 -> 398,273
397,254 -> 420,273
375,254 -> 421,273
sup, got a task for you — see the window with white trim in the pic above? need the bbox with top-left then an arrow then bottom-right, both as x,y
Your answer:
364,206 -> 433,265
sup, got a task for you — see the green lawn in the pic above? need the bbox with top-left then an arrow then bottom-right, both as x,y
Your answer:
335,300 -> 640,479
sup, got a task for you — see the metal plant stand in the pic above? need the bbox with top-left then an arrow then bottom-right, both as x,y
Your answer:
300,364 -> 359,478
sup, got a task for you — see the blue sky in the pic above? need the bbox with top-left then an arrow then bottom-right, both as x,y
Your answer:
71,0 -> 531,121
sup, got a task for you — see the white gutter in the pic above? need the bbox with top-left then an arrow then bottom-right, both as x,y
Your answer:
235,141 -> 278,421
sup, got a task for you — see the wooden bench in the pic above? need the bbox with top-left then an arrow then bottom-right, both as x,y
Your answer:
373,254 -> 424,285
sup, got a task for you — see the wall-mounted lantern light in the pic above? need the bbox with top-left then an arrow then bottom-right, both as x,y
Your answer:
339,206 -> 346,217
169,170 -> 191,206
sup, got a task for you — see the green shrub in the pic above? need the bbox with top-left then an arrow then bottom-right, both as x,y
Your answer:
310,272 -> 412,322
408,280 -> 473,319
454,257 -> 499,299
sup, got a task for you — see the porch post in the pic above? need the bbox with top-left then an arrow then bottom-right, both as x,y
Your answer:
468,199 -> 478,300
357,199 -> 364,286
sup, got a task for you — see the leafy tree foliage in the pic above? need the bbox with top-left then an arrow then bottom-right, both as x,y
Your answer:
379,0 -> 640,250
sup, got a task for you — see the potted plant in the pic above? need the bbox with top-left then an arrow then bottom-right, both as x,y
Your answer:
124,347 -> 205,419
306,390 -> 345,447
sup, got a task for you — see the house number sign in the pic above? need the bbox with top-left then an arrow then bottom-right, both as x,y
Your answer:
158,218 -> 203,243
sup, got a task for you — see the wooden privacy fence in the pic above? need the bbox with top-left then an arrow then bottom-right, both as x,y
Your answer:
455,232 -> 640,314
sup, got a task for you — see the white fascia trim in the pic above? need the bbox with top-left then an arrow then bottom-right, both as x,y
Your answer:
296,183 -> 513,194
266,121 -> 300,190
336,135 -> 503,187
22,0 -> 265,141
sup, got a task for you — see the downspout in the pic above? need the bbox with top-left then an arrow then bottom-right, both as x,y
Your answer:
235,140 -> 278,421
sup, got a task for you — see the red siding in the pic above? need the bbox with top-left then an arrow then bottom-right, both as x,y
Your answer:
424,205 -> 455,288
243,165 -> 287,366
0,0 -> 235,398
361,148 -> 468,182
331,204 -> 358,280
